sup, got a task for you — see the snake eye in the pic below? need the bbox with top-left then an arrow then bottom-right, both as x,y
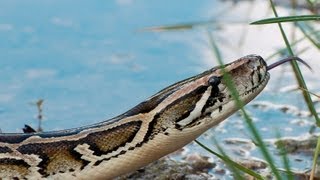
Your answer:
208,76 -> 221,86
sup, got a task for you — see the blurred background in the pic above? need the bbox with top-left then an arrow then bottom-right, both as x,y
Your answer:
0,0 -> 319,178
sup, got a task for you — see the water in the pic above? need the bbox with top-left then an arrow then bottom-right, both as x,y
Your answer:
0,0 -> 217,131
1,0 -> 319,177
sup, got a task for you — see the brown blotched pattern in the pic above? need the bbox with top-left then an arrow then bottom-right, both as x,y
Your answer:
87,121 -> 142,156
12,121 -> 142,177
140,86 -> 208,143
0,158 -> 30,178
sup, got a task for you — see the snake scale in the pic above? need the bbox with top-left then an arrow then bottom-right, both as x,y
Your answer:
0,55 -> 308,179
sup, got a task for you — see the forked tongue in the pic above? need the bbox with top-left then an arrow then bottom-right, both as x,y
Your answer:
267,57 -> 312,71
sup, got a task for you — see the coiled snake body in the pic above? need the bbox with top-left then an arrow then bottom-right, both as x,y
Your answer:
1,55 -> 303,179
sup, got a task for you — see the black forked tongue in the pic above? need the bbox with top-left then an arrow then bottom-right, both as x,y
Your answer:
267,57 -> 312,71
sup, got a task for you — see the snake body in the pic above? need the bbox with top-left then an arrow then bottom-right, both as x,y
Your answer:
0,55 -> 270,179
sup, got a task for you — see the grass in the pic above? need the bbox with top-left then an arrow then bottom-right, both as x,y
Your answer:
207,29 -> 282,179
195,140 -> 264,179
141,0 -> 320,178
212,1 -> 319,178
236,1 -> 319,178
265,2 -> 320,178
267,0 -> 320,126
250,15 -> 320,25
275,130 -> 294,180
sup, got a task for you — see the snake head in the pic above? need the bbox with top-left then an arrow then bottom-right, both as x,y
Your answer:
174,55 -> 270,131
126,54 -> 309,139
174,54 -> 310,133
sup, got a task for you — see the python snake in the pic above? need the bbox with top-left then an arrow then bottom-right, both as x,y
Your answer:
0,55 -> 308,179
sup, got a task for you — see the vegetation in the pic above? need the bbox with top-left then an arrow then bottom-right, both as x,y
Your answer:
142,0 -> 320,179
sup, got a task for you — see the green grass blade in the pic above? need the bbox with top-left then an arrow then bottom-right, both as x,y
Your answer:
199,30 -> 263,179
305,0 -> 319,13
275,131 -> 294,180
205,32 -> 244,179
299,87 -> 320,98
306,0 -> 314,7
299,87 -> 320,179
266,29 -> 320,60
139,18 -> 250,32
212,139 -> 244,179
206,30 -> 223,62
207,32 -> 282,179
268,1 -> 320,178
195,140 -> 264,179
240,110 -> 282,179
268,0 -> 320,126
139,21 -> 213,32
310,136 -> 320,179
251,15 -> 320,25
295,22 -> 320,49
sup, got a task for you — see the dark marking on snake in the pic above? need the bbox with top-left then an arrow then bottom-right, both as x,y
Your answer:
201,84 -> 224,114
16,121 -> 142,176
121,67 -> 219,118
0,146 -> 13,153
144,85 -> 207,137
0,158 -> 31,168
0,134 -> 33,144
87,121 -> 141,156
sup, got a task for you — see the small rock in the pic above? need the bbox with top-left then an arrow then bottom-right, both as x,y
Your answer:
118,155 -> 215,180
275,135 -> 318,154
236,158 -> 267,170
184,153 -> 216,172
